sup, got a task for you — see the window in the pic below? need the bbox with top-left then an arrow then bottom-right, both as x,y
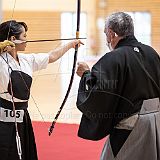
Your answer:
61,12 -> 87,40
60,12 -> 87,98
126,12 -> 151,45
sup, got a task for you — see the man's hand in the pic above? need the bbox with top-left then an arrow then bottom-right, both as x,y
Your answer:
0,40 -> 15,54
76,62 -> 90,77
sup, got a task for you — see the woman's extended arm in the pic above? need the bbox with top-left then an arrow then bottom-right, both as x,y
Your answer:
48,40 -> 83,63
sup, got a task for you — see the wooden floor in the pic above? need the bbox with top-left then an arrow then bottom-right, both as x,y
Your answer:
28,53 -> 99,124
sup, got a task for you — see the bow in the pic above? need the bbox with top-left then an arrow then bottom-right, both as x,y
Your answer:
1,0 -> 82,139
48,0 -> 81,136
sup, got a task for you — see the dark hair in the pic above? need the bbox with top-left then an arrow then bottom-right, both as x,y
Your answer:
0,20 -> 28,42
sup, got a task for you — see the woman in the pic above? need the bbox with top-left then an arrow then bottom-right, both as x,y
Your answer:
0,20 -> 83,160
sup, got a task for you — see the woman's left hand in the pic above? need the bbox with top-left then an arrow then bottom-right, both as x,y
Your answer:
70,39 -> 84,49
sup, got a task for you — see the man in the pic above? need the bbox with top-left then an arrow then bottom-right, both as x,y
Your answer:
76,12 -> 160,160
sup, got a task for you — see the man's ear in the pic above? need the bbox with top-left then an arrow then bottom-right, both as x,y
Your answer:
10,36 -> 16,42
109,29 -> 116,39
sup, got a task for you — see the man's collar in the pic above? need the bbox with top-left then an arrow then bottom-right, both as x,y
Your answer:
115,35 -> 138,49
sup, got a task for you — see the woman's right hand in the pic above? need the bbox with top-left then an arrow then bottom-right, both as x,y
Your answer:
0,40 -> 15,54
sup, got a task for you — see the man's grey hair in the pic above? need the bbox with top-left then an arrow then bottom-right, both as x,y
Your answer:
105,12 -> 134,37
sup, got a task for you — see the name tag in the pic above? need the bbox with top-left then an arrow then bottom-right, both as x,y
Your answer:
0,107 -> 24,123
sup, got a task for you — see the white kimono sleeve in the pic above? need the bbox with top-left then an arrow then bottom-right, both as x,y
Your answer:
30,53 -> 49,72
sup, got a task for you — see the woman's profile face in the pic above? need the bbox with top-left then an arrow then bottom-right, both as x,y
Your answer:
15,26 -> 27,51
